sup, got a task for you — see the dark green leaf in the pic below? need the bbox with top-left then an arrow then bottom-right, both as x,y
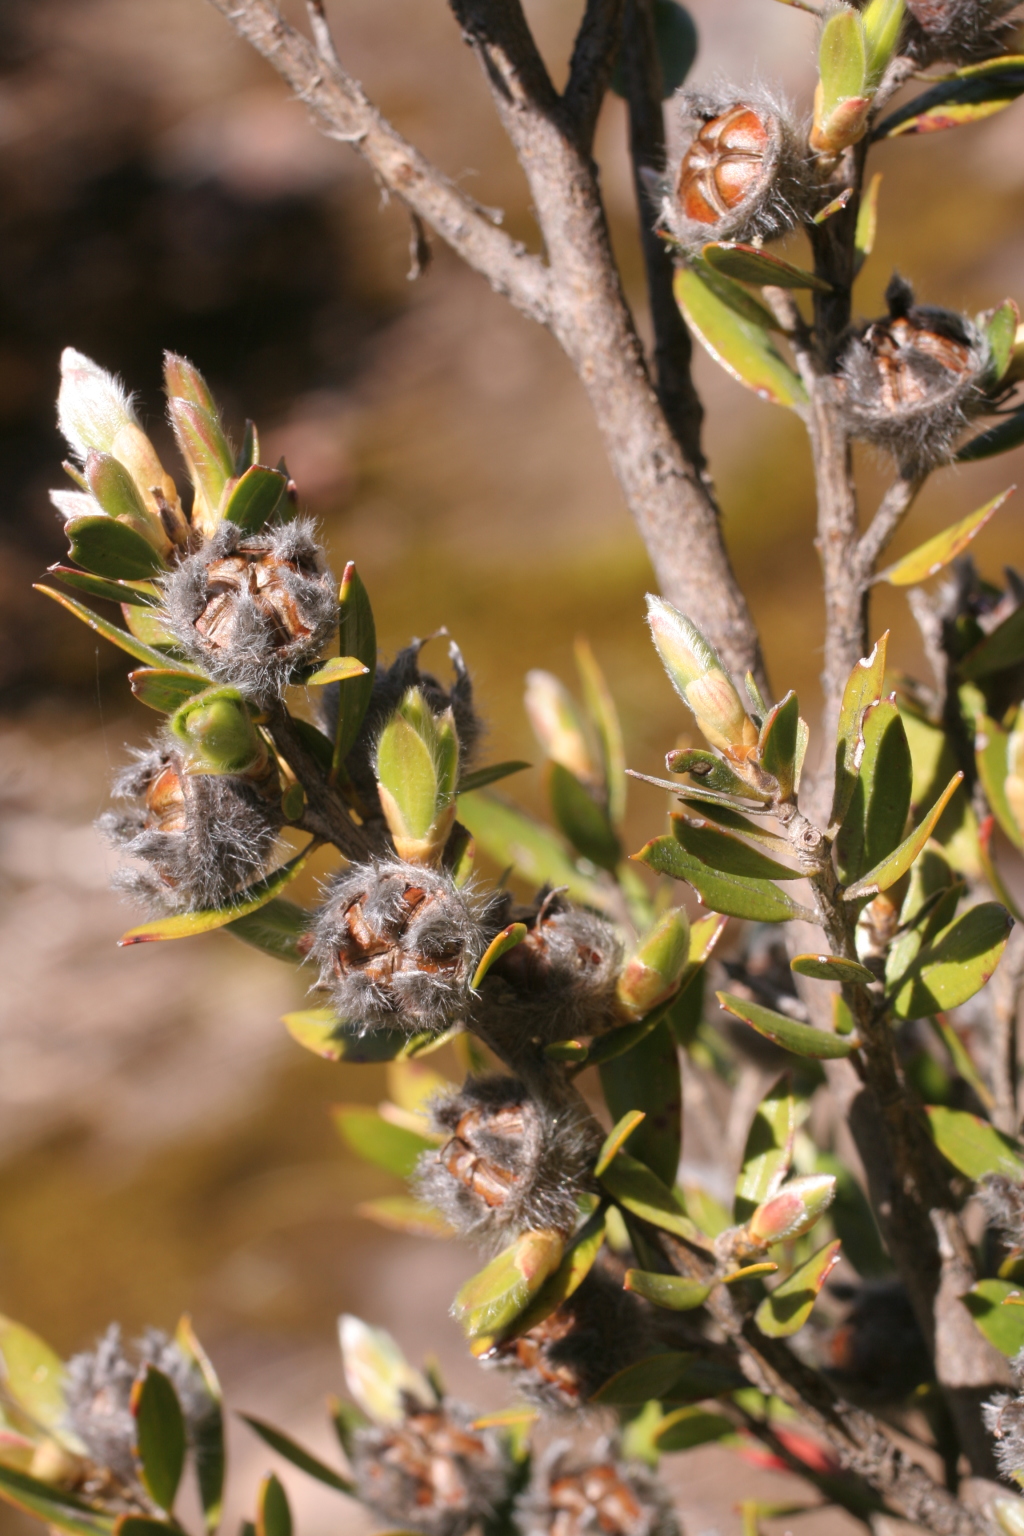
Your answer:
45,565 -> 160,607
958,408 -> 1024,463
759,691 -> 802,800
131,1367 -> 185,1512
65,516 -> 165,579
754,1240 -> 842,1337
457,761 -> 531,795
843,772 -> 964,899
227,898 -> 308,963
673,816 -> 800,881
600,1022 -> 681,1186
586,1012 -> 664,1068
331,1106 -> 435,1178
831,632 -> 888,834
874,54 -> 1024,138
665,749 -> 770,800
985,301 -> 1019,383
891,902 -> 1013,1019
654,1408 -> 735,1453
547,762 -> 621,872
815,1151 -> 890,1278
222,465 -> 288,532
717,993 -> 859,1059
686,259 -> 781,331
0,1467 -> 113,1536
623,1271 -> 710,1311
702,243 -> 831,293
674,267 -> 808,407
610,0 -> 697,97
173,1316 -> 224,1532
291,717 -> 335,774
283,1008 -> 408,1062
734,1074 -> 795,1223
835,698 -> 912,885
960,603 -> 1024,681
459,791 -> 613,912
790,954 -> 875,985
672,800 -> 789,854
256,1474 -> 292,1536
599,1152 -> 707,1245
635,833 -> 810,923
591,1352 -> 744,1405
962,1280 -> 1024,1356
34,585 -> 202,672
925,1105 -> 1024,1179
333,563 -> 377,774
241,1417 -> 353,1495
129,669 -> 207,713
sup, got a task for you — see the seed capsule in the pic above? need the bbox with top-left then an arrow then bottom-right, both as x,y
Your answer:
351,1403 -> 510,1536
903,0 -> 1022,64
516,1440 -> 679,1536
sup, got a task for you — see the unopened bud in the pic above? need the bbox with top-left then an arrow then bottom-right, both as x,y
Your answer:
524,670 -> 597,784
616,908 -> 691,1021
339,1315 -> 434,1426
748,1174 -> 836,1246
163,351 -> 220,416
375,689 -> 460,865
29,1438 -> 84,1487
646,596 -> 757,759
810,8 -> 873,154
85,451 -> 169,555
170,686 -> 267,777
167,396 -> 235,540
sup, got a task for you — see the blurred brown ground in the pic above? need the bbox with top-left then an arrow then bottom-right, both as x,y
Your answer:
2,1 -> 1024,1532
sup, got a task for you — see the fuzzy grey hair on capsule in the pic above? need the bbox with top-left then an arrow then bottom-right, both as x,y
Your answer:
162,518 -> 336,706
839,274 -> 992,472
659,81 -> 809,252
98,743 -> 279,914
350,1401 -> 511,1536
515,1436 -> 680,1536
902,0 -> 1024,64
308,859 -> 498,1035
415,1074 -> 599,1248
984,1350 -> 1024,1481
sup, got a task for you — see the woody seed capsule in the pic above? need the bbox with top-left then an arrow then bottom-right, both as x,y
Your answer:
350,1404 -> 510,1536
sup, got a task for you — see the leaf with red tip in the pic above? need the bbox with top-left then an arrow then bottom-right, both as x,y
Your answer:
878,490 -> 1011,587
754,1240 -> 842,1337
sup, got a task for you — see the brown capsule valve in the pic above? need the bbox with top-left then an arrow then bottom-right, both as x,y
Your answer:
676,105 -> 772,226
195,539 -> 319,655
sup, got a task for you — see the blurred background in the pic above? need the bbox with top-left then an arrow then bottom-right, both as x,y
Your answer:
1,0 -> 1024,1531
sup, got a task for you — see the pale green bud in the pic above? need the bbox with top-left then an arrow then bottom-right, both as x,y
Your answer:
170,686 -> 267,777
646,596 -> 758,758
524,670 -> 598,784
375,688 -> 460,864
616,908 -> 691,1021
747,1174 -> 836,1246
338,1315 -> 434,1426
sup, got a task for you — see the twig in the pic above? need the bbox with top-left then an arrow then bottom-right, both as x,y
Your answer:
304,0 -> 340,69
562,0 -> 625,153
857,474 -> 926,577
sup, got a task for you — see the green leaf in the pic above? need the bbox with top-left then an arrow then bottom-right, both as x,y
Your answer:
333,563 -> 377,775
734,1074 -> 796,1223
673,817 -> 799,881
623,1271 -> 711,1311
283,1008 -> 406,1061
878,490 -> 1010,587
304,656 -> 371,687
375,714 -> 438,840
599,1152 -> 707,1245
754,1240 -> 843,1338
586,1011 -> 665,1068
665,749 -> 770,800
674,267 -> 808,409
717,993 -> 859,1059
453,1230 -> 565,1340
65,516 -> 166,579
861,0 -> 906,83
472,922 -> 528,989
843,772 -> 964,900
173,1316 -> 224,1533
129,668 -> 208,713
791,954 -> 875,985
241,1417 -> 353,1495
635,832 -> 810,924
960,602 -> 1024,681
874,54 -> 1024,138
458,791 -> 613,912
962,1280 -> 1024,1356
831,631 -> 888,834
457,761 -> 531,795
672,802 -> 788,857
331,1106 -> 435,1178
501,1210 -> 607,1341
654,1407 -> 735,1454
591,1353 -> 744,1405
131,1366 -> 185,1512
931,1013 -> 995,1113
45,565 -> 161,607
901,709 -> 980,877
595,1112 -> 647,1177
227,898 -> 307,964
575,637 -> 627,827
758,691 -> 801,800
854,171 -> 882,276
925,1105 -> 1024,1179
600,1023 -> 681,1186
985,301 -> 1020,384
814,1152 -> 890,1278
610,0 -> 698,97
819,7 -> 868,116
977,716 -> 1024,851
114,1519 -> 174,1536
119,845 -> 312,945
686,259 -> 781,330
34,585 -> 204,673
890,902 -> 1013,1019
0,1316 -> 67,1434
958,407 -> 1024,463
682,1183 -> 731,1238
222,465 -> 288,532
548,762 -> 621,871
356,1196 -> 454,1238
701,243 -> 832,293
0,1466 -> 113,1536
256,1474 -> 292,1536
835,698 -> 911,885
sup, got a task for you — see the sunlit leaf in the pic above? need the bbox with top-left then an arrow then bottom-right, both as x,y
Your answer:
548,762 -> 621,871
65,515 -> 165,579
623,1272 -> 711,1311
754,1240 -> 842,1337
853,171 -> 882,276
575,638 -> 627,827
635,831 -> 811,923
599,1153 -> 708,1245
498,1210 -> 607,1343
874,54 -> 1024,137
119,846 -> 313,945
674,268 -> 808,408
835,698 -> 911,885
925,1105 -> 1024,1180
453,1230 -> 565,1340
472,922 -> 528,989
595,1113 -> 646,1177
654,1407 -> 735,1453
0,1317 -> 67,1435
830,632 -> 888,834
305,656 -> 371,687
222,465 -> 288,533
977,716 -> 1024,851
600,1022 -> 681,1186
717,993 -> 859,1058
331,563 -> 377,777
332,1106 -> 436,1178
985,301 -> 1021,384
962,1280 -> 1024,1356
227,898 -> 307,964
790,954 -> 875,985
843,772 -> 964,899
878,490 -> 1010,587
890,902 -> 1012,1019
34,585 -> 203,673
338,1315 -> 434,1426
45,565 -> 161,607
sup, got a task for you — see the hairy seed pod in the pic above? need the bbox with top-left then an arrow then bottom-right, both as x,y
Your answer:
98,742 -> 280,913
903,0 -> 1023,63
661,84 -> 808,251
516,1440 -> 680,1536
981,1174 -> 1024,1250
477,895 -> 623,1047
839,275 -> 992,471
480,1268 -> 654,1411
415,1076 -> 599,1247
986,1353 -> 1024,1482
162,519 -> 336,705
350,1401 -> 510,1536
309,860 -> 496,1034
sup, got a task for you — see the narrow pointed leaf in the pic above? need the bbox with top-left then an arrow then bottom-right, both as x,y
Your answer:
891,901 -> 1013,1019
332,1106 -> 435,1178
256,1474 -> 291,1536
586,1010 -> 666,1068
34,585 -> 203,672
624,1271 -> 711,1311
925,1105 -> 1024,1179
636,833 -> 809,923
674,268 -> 808,408
119,846 -> 312,945
222,465 -> 288,532
453,1230 -> 565,1339
0,1316 -> 67,1432
0,1466 -> 113,1536
305,656 -> 371,686
227,897 -> 307,963
724,1263 -> 778,1282
129,668 -> 208,713
844,771 -> 964,899
131,1367 -> 185,1512
962,1280 -> 1024,1356
702,243 -> 832,293
959,408 -> 1024,463
599,1152 -> 707,1245
814,187 -> 855,225
854,171 -> 882,275
46,565 -> 160,607
687,259 -> 781,329
931,1013 -> 995,1113
986,301 -> 1020,384
600,1022 -> 681,1185
665,748 -> 770,800
65,516 -> 165,579
356,1196 -> 454,1238
874,55 -> 1024,138
241,1417 -> 353,1494
548,762 -> 621,871
759,690 -> 801,800
675,800 -> 789,853
592,1352 -> 744,1405
458,791 -> 613,911
836,698 -> 912,884
332,563 -> 377,773
575,638 -> 627,827
879,491 -> 1010,587
977,716 -> 1024,851
457,761 -> 531,795
595,1112 -> 646,1177
471,922 -> 528,989
717,993 -> 858,1058
673,818 -> 801,882
791,954 -> 875,985
831,632 -> 888,834
755,1240 -> 842,1337
173,1317 -> 224,1533
654,1408 -> 735,1453
734,1075 -> 795,1223
960,602 -> 1024,681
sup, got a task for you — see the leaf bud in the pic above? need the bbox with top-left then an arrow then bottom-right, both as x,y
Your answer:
167,395 -> 235,541
810,7 -> 873,154
747,1173 -> 837,1247
338,1315 -> 435,1426
524,670 -> 598,784
615,908 -> 691,1022
375,688 -> 460,864
452,1229 -> 566,1340
646,596 -> 758,759
169,686 -> 268,778
84,451 -> 172,556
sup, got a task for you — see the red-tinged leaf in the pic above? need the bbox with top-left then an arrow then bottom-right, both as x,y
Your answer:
878,490 -> 1011,587
674,267 -> 808,408
495,1210 -> 607,1344
701,242 -> 832,293
45,565 -> 161,607
119,845 -> 313,945
874,55 -> 1024,138
453,1230 -> 565,1340
754,1240 -> 842,1337
843,772 -> 964,900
